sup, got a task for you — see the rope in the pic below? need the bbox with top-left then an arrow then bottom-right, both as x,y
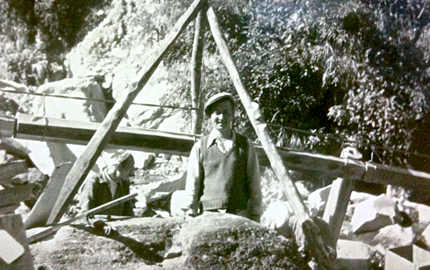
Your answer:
0,88 -> 200,111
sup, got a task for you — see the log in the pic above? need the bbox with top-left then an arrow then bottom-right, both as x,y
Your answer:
322,177 -> 356,245
47,0 -> 207,225
24,162 -> 73,229
15,113 -> 195,156
0,160 -> 28,186
206,7 -> 335,268
0,184 -> 34,208
190,8 -> 207,134
0,214 -> 34,269
27,193 -> 138,244
0,114 -> 16,138
13,113 -> 430,187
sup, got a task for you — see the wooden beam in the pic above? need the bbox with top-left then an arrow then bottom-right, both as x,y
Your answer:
0,160 -> 28,186
15,113 -> 196,156
322,177 -> 356,245
46,0 -> 207,225
0,184 -> 33,208
190,8 -> 207,134
206,7 -> 335,268
27,193 -> 137,244
0,114 -> 16,138
24,162 -> 73,229
13,113 -> 430,187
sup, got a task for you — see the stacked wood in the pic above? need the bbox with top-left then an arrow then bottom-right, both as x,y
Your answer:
0,185 -> 34,269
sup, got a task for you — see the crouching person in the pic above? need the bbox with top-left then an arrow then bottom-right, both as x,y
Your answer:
184,92 -> 262,222
79,150 -> 135,235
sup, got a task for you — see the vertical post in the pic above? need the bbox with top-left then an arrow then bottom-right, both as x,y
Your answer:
206,7 -> 335,269
190,8 -> 206,134
322,177 -> 355,245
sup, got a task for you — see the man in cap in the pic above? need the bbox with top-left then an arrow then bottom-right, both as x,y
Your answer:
184,92 -> 262,222
79,150 -> 135,233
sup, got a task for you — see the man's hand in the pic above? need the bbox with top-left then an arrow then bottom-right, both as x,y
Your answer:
92,219 -> 115,236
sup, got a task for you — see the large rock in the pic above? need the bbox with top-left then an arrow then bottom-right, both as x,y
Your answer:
11,168 -> 49,208
32,77 -> 107,122
31,215 -> 310,269
307,184 -> 332,215
372,224 -> 415,249
260,200 -> 295,237
350,194 -> 395,233
335,239 -> 374,270
65,0 -> 196,134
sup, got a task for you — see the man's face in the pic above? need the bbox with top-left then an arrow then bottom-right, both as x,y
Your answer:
115,159 -> 135,180
210,99 -> 234,133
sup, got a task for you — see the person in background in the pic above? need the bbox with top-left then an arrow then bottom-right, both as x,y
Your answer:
184,92 -> 262,222
79,150 -> 135,234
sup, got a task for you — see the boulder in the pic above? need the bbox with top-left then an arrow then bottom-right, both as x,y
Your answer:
372,224 -> 415,249
350,191 -> 378,205
350,194 -> 395,233
11,168 -> 49,208
307,183 -> 332,215
32,77 -> 107,122
31,215 -> 310,269
335,239 -> 374,270
170,190 -> 188,217
260,200 -> 295,237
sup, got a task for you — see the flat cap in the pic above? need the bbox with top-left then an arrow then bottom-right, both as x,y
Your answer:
108,150 -> 134,167
204,92 -> 235,116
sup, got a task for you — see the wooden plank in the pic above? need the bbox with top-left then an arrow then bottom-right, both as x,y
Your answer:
46,0 -> 207,225
0,114 -> 16,138
206,7 -> 335,268
0,138 -> 30,157
24,162 -> 73,229
0,160 -> 28,186
13,113 -> 430,187
0,214 -> 34,270
0,184 -> 33,208
322,177 -> 356,245
190,8 -> 207,134
15,113 -> 196,156
27,193 -> 137,244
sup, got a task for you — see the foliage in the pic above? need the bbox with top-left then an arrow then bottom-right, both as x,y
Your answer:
3,0 -> 430,169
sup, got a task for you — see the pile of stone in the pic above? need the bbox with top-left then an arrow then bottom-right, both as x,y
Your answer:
260,180 -> 430,269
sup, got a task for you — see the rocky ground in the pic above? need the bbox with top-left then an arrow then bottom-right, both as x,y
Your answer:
30,214 -> 309,270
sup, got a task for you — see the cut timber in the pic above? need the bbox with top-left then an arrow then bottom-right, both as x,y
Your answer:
206,7 -> 335,268
0,160 -> 28,186
27,193 -> 138,244
0,214 -> 34,270
24,162 -> 73,229
0,114 -> 16,138
12,113 -> 430,187
322,177 -> 356,245
15,113 -> 195,156
46,0 -> 208,225
0,184 -> 33,208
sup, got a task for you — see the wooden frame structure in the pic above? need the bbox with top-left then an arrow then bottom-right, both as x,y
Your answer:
2,0 -> 429,268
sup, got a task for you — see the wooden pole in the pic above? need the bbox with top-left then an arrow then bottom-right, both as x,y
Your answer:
13,113 -> 430,186
322,177 -> 356,245
190,8 -> 207,134
47,0 -> 207,225
206,7 -> 335,268
27,193 -> 138,244
0,160 -> 28,187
